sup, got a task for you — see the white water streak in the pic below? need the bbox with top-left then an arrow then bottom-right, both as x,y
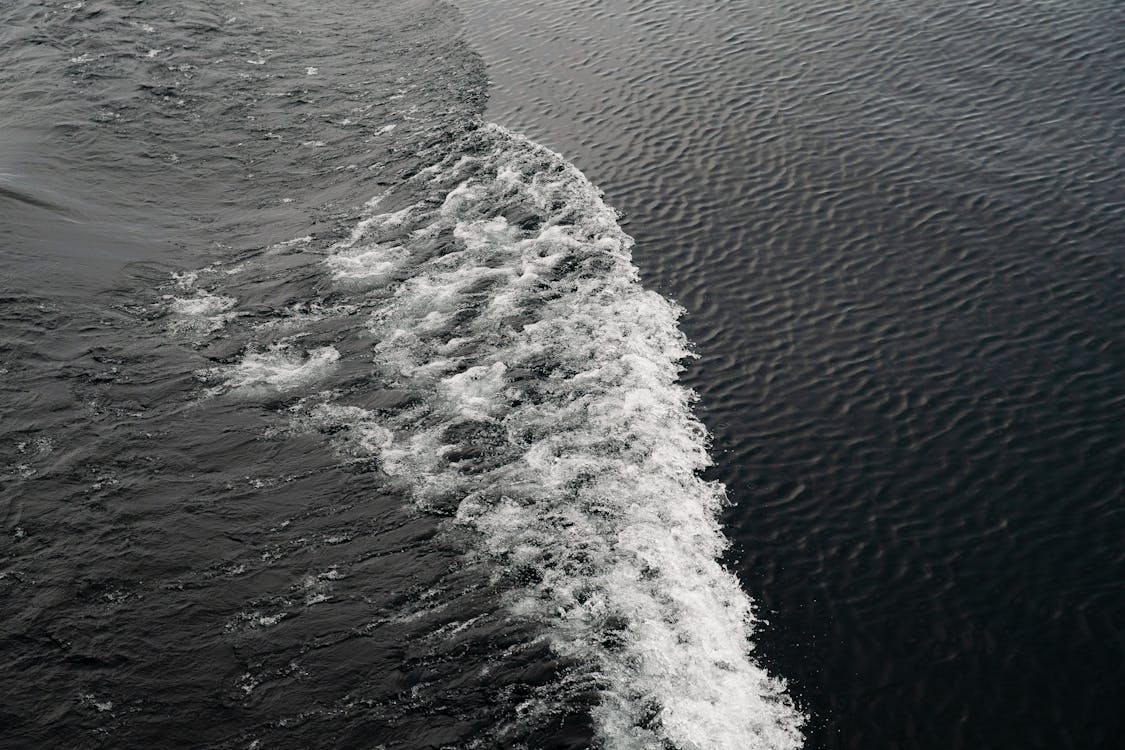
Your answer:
317,124 -> 804,749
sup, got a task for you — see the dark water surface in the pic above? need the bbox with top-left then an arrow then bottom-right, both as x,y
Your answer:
3,1 -> 802,748
456,0 -> 1125,747
2,0 -> 1122,748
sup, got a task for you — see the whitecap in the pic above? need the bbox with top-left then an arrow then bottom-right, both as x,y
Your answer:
212,344 -> 340,396
312,124 -> 802,748
166,290 -> 238,334
188,122 -> 802,748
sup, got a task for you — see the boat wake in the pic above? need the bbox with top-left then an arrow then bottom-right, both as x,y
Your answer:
173,123 -> 803,749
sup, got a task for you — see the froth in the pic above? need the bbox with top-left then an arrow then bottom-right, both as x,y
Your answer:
165,290 -> 238,334
312,124 -> 804,748
168,122 -> 802,747
209,344 -> 340,396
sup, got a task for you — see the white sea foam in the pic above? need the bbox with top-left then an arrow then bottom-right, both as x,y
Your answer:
251,301 -> 358,334
169,122 -> 800,746
301,124 -> 804,748
166,290 -> 238,334
265,235 -> 313,255
211,344 -> 340,396
169,292 -> 235,317
289,402 -> 394,460
324,242 -> 407,288
172,269 -> 201,289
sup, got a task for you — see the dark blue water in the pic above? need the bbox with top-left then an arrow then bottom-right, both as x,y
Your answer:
2,0 -> 1123,748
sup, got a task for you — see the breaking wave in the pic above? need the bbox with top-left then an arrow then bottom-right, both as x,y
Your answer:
181,123 -> 803,749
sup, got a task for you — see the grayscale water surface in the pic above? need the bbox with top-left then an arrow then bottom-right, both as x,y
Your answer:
2,0 -> 1122,748
457,1 -> 1124,746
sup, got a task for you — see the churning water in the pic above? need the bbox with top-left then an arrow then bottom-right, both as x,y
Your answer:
2,0 -> 1122,749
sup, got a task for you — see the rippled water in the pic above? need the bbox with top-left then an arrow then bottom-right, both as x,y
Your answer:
2,0 -> 1123,748
458,0 -> 1125,747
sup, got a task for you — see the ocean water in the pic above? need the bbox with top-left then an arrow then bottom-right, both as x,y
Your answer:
1,1 -> 1121,749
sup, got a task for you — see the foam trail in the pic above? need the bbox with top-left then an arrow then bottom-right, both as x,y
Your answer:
310,124 -> 805,748
175,122 -> 802,747
211,344 -> 341,396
